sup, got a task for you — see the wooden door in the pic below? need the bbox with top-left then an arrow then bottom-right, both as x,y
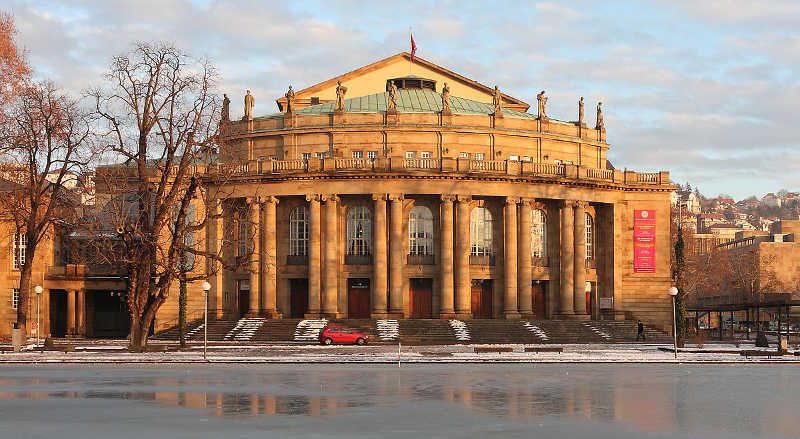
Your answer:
290,278 -> 309,318
532,281 -> 546,318
348,278 -> 371,318
410,278 -> 433,318
471,279 -> 492,318
237,281 -> 250,318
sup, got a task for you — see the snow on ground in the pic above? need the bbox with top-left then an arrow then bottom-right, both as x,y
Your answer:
582,323 -> 612,341
449,320 -> 470,341
376,320 -> 399,341
522,322 -> 549,341
293,319 -> 327,342
224,318 -> 265,341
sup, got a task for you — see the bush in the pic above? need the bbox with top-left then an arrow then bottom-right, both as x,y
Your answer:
755,331 -> 769,348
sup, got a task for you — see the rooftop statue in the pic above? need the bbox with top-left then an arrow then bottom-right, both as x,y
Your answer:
222,93 -> 230,121
492,85 -> 503,115
596,101 -> 604,130
285,85 -> 296,113
335,81 -> 348,112
578,97 -> 584,125
387,81 -> 398,112
537,90 -> 547,119
244,90 -> 255,121
441,82 -> 451,114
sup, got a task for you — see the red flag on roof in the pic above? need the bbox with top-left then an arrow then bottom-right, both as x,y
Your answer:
410,34 -> 417,63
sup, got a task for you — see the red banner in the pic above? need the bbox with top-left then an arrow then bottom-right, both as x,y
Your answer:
634,210 -> 656,273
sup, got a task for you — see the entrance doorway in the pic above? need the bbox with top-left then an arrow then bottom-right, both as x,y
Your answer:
532,280 -> 547,318
409,278 -> 433,318
237,280 -> 250,318
347,278 -> 371,318
92,291 -> 130,338
290,278 -> 309,318
471,279 -> 493,318
49,291 -> 67,337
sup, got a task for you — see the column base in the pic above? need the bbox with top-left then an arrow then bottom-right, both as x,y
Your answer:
439,312 -> 456,319
322,312 -> 341,318
565,313 -> 590,320
519,313 -> 537,320
245,312 -> 262,318
553,312 -> 575,320
261,309 -> 282,319
384,312 -> 404,319
304,312 -> 322,319
370,312 -> 388,319
455,313 -> 472,320
503,312 -> 521,320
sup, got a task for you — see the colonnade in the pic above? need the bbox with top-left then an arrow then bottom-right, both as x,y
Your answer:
208,194 -> 595,319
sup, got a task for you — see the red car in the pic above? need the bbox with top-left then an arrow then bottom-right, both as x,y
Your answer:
319,326 -> 369,345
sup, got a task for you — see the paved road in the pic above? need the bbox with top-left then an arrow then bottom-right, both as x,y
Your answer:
0,364 -> 797,438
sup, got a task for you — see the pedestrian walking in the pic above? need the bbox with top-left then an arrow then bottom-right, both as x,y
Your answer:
636,320 -> 646,341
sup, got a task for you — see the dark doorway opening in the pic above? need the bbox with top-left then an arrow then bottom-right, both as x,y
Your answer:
347,278 -> 371,318
49,291 -> 67,337
92,291 -> 130,338
532,280 -> 547,319
290,278 -> 309,318
471,279 -> 493,318
409,278 -> 433,318
237,280 -> 250,318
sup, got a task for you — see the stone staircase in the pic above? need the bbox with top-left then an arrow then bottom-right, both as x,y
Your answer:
153,318 -> 671,344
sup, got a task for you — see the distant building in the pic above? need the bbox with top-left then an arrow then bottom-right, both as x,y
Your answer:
762,193 -> 782,208
671,190 -> 701,214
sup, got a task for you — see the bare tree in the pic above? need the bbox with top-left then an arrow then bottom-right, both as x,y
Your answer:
89,41 -> 245,349
0,81 -> 91,342
0,12 -> 31,122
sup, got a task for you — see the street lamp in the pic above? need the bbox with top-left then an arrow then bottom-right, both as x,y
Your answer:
34,285 -> 43,347
669,286 -> 679,359
201,281 -> 211,361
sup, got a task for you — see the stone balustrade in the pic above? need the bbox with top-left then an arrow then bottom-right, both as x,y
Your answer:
213,157 -> 670,186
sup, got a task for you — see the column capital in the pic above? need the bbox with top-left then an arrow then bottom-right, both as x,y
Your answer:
305,194 -> 321,202
505,196 -> 521,205
440,194 -> 457,202
519,197 -> 536,207
573,200 -> 587,209
455,194 -> 472,203
263,195 -> 279,205
562,199 -> 574,208
388,193 -> 404,202
320,194 -> 340,202
372,193 -> 388,202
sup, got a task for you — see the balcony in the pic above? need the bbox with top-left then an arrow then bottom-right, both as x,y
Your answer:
469,255 -> 495,266
345,254 -> 372,265
407,254 -> 435,265
286,255 -> 308,265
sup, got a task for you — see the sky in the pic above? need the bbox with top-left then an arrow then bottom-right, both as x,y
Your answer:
5,0 -> 800,200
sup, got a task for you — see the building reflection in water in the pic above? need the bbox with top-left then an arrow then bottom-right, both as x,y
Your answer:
0,366 -> 797,437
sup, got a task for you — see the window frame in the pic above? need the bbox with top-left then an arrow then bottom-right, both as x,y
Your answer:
12,288 -> 19,310
289,206 -> 310,256
531,209 -> 547,258
408,206 -> 434,256
12,232 -> 26,270
585,212 -> 594,260
346,206 -> 372,256
470,207 -> 493,256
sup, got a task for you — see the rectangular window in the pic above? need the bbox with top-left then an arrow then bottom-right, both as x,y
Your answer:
459,152 -> 470,159
474,153 -> 485,161
522,156 -> 532,162
12,288 -> 19,310
315,152 -> 327,158
13,232 -> 26,270
405,151 -> 417,159
367,151 -> 378,159
420,151 -> 432,159
352,151 -> 363,158
269,155 -> 278,161
509,155 -> 519,161
302,153 -> 312,160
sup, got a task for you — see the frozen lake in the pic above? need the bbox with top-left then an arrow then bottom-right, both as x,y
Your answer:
0,364 -> 798,438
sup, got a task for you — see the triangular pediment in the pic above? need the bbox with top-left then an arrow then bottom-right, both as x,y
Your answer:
276,52 -> 529,112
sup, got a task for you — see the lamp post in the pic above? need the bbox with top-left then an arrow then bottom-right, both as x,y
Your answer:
669,286 -> 679,359
34,285 -> 43,347
201,281 -> 211,361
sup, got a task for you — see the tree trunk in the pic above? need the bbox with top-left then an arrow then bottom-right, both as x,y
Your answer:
179,277 -> 187,348
15,258 -> 35,339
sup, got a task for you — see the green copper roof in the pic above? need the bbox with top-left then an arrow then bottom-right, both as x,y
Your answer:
257,89 -> 542,120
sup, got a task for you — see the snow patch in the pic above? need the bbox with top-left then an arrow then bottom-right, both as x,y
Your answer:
449,320 -> 470,341
224,318 -> 266,341
186,323 -> 204,339
376,319 -> 399,341
294,319 -> 328,342
583,323 -> 612,340
522,322 -> 550,341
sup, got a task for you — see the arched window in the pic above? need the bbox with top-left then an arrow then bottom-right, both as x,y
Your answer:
289,206 -> 309,256
409,206 -> 434,255
470,207 -> 493,256
346,206 -> 371,255
531,209 -> 546,258
585,212 -> 594,260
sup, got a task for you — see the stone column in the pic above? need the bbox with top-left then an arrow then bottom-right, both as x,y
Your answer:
322,194 -> 339,317
559,200 -> 575,316
573,201 -> 588,316
455,195 -> 472,318
248,198 -> 262,317
207,198 -> 224,319
76,289 -> 85,336
388,194 -> 404,315
517,199 -> 533,316
306,195 -> 321,317
439,195 -> 455,318
67,290 -> 76,336
263,196 -> 279,318
372,194 -> 388,317
504,197 -> 520,319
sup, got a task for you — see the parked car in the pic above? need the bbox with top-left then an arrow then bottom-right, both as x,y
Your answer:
319,326 -> 369,345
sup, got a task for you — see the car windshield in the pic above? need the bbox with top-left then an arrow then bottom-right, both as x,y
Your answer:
327,328 -> 338,333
